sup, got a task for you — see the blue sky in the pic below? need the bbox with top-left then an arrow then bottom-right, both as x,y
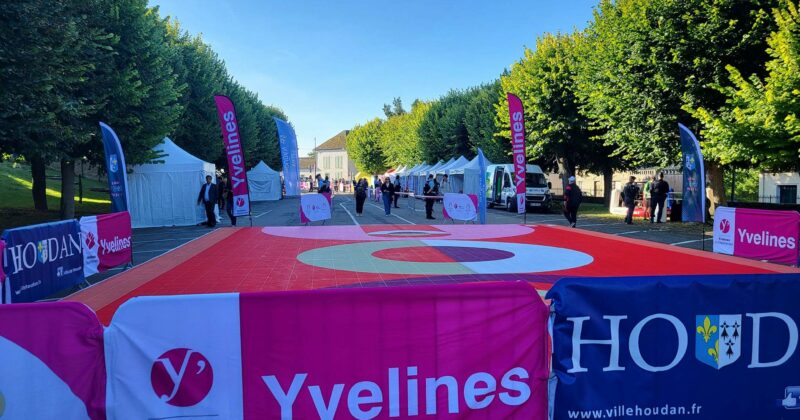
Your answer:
151,0 -> 598,155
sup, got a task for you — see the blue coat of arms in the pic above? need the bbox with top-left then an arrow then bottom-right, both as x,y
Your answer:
695,315 -> 741,369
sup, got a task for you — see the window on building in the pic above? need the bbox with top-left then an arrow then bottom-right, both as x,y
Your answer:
335,156 -> 343,169
323,156 -> 330,169
779,185 -> 798,204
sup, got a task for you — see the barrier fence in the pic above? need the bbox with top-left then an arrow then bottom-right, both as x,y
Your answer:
1,275 -> 799,418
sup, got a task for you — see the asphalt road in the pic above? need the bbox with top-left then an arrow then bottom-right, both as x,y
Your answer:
61,193 -> 712,297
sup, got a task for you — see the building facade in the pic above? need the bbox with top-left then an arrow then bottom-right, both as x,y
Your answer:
315,130 -> 356,182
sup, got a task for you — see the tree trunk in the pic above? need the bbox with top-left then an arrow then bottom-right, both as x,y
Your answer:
60,158 -> 76,220
31,157 -> 48,211
706,161 -> 726,218
602,166 -> 613,207
556,157 -> 569,194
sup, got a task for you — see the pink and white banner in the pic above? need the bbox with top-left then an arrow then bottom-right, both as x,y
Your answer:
507,93 -> 527,214
80,211 -> 132,277
713,206 -> 800,265
214,95 -> 251,217
443,193 -> 478,222
104,283 -> 549,419
300,193 -> 332,224
0,302 -> 106,419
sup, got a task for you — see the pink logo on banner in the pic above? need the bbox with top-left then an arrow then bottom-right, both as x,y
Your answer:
85,231 -> 96,249
300,193 -> 332,223
151,348 -> 214,407
81,211 -> 132,276
733,208 -> 800,265
719,219 -> 731,234
239,282 -> 549,419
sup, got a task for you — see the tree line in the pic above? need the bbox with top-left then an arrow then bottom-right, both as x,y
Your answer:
347,0 -> 800,209
0,0 -> 288,218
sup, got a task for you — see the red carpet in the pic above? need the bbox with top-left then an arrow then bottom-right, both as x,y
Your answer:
66,224 -> 798,324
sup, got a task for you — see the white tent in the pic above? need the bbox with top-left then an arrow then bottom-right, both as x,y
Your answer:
440,156 -> 470,193
449,154 -> 492,196
247,161 -> 282,201
128,137 -> 217,228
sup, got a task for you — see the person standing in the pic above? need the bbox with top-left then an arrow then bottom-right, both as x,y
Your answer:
644,175 -> 655,222
225,178 -> 236,226
423,174 -> 439,220
381,178 -> 393,215
355,178 -> 368,216
440,174 -> 449,195
651,172 -> 670,223
218,175 -> 227,211
393,176 -> 402,208
197,175 -> 218,227
622,176 -> 640,225
562,175 -> 582,228
373,176 -> 381,202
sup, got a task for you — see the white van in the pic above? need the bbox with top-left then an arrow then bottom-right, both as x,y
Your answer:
486,164 -> 551,212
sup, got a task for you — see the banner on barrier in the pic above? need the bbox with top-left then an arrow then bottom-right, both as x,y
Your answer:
300,193 -> 332,223
81,211 -> 133,277
2,220 -> 84,303
443,193 -> 478,221
0,302 -> 106,419
547,274 -> 800,420
714,206 -> 799,265
214,95 -> 251,217
105,282 -> 549,419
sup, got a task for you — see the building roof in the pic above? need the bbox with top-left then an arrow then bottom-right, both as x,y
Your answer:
299,157 -> 316,170
315,130 -> 349,151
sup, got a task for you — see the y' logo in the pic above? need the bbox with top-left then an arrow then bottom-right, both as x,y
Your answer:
236,197 -> 245,208
151,348 -> 213,407
695,315 -> 741,369
719,219 -> 731,234
85,231 -> 96,249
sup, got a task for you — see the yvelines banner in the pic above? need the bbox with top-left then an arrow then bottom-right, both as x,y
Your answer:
2,220 -> 84,303
104,283 -> 549,419
214,95 -> 251,217
506,94 -> 527,214
678,123 -> 706,223
547,274 -> 800,420
714,206 -> 800,265
300,192 -> 331,224
80,211 -> 133,277
274,117 -> 300,197
98,122 -> 130,213
0,302 -> 106,419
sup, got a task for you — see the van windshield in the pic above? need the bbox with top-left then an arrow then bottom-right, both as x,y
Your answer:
526,173 -> 547,188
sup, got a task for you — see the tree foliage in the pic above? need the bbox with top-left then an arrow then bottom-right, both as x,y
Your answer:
346,118 -> 387,174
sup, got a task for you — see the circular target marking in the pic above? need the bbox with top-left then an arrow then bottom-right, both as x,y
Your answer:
367,230 -> 449,237
372,246 -> 514,263
297,240 -> 593,275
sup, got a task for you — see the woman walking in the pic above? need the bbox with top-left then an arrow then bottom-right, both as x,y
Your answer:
355,178 -> 368,216
381,178 -> 393,215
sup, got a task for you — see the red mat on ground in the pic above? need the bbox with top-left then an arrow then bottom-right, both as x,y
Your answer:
67,224 -> 798,324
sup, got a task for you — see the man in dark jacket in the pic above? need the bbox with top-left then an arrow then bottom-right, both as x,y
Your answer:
650,172 -> 670,223
197,175 -> 218,227
622,176 -> 640,225
393,177 -> 402,208
423,174 -> 439,220
563,176 -> 582,227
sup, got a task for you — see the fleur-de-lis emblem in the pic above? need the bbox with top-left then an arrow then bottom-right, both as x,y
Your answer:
697,316 -> 717,343
707,339 -> 719,363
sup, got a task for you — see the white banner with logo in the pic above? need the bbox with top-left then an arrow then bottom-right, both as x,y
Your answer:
104,294 -> 243,419
80,211 -> 132,277
712,206 -> 736,255
300,193 -> 332,223
443,193 -> 478,222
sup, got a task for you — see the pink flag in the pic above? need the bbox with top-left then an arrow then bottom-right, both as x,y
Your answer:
214,95 -> 251,217
507,93 -> 527,214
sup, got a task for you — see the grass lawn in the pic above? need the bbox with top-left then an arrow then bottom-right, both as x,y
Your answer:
0,161 -> 110,232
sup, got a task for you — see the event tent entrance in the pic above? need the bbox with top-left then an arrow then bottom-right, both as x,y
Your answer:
247,161 -> 281,201
128,138 -> 217,228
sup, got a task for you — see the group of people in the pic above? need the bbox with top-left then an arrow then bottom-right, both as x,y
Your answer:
197,174 -> 237,227
622,173 -> 670,224
352,176 -> 405,216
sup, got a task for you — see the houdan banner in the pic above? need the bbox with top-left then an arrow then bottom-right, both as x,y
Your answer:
98,122 -> 130,213
300,193 -> 332,224
547,274 -> 800,420
443,193 -> 478,222
2,220 -> 84,303
714,206 -> 800,266
214,95 -> 251,217
506,94 -> 527,214
274,117 -> 301,197
104,283 -> 549,419
80,211 -> 133,277
0,302 -> 106,419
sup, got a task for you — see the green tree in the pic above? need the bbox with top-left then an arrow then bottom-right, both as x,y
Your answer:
347,118 -> 387,174
465,81 -> 506,163
380,100 -> 430,167
694,1 -> 800,171
419,89 -> 473,161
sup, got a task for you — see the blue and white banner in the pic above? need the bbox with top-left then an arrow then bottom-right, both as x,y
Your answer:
99,122 -> 130,213
273,118 -> 300,197
678,123 -> 705,223
547,274 -> 800,420
477,148 -> 488,224
1,220 -> 85,303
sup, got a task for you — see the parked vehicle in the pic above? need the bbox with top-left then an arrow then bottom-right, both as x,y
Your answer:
486,164 -> 551,212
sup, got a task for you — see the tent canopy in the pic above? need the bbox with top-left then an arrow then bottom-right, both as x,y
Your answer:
247,161 -> 282,201
128,138 -> 217,228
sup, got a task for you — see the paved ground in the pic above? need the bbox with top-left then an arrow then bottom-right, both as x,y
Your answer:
60,194 -> 712,297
